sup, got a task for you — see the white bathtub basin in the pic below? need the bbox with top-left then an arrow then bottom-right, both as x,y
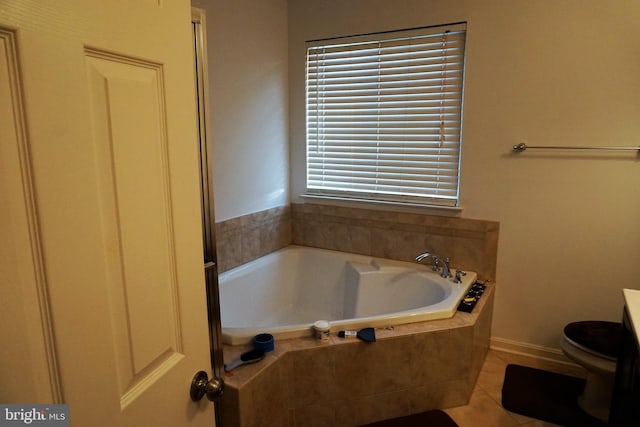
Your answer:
219,245 -> 477,345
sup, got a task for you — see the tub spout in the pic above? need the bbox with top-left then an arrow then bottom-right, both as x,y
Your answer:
415,252 -> 451,278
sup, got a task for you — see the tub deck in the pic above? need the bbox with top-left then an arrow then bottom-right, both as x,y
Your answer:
219,281 -> 494,427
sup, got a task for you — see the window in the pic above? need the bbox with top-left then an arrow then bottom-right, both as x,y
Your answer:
305,23 -> 466,207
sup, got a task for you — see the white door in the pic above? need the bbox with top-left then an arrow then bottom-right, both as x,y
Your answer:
0,1 -> 216,426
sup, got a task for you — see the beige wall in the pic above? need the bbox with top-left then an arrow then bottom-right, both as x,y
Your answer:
288,0 -> 640,350
191,0 -> 290,221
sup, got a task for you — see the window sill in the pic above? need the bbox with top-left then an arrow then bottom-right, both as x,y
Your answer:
298,194 -> 463,216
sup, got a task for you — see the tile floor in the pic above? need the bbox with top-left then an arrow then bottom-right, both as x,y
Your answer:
444,349 -> 588,427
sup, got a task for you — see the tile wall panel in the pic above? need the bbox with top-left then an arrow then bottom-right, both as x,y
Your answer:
292,203 -> 499,281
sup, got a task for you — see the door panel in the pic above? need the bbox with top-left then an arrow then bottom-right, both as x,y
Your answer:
0,1 -> 215,425
86,50 -> 184,407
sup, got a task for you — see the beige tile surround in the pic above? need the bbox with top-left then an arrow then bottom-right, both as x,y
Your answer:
220,284 -> 494,427
216,202 -> 499,281
214,202 -> 500,426
215,205 -> 291,272
292,203 -> 499,281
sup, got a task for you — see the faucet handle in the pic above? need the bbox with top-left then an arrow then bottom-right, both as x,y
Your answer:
454,270 -> 467,284
443,257 -> 452,278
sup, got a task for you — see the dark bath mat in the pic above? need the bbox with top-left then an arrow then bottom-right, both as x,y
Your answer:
501,364 -> 607,427
358,409 -> 458,427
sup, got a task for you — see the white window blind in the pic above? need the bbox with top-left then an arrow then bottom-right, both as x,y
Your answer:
305,23 -> 466,207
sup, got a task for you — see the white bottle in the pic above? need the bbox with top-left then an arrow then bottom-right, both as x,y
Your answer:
313,320 -> 330,341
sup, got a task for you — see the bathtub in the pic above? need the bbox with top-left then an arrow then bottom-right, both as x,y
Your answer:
219,245 -> 477,345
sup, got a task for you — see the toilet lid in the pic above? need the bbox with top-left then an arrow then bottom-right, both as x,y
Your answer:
563,321 -> 622,360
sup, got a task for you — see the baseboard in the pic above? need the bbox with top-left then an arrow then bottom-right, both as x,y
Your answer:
490,336 -> 579,367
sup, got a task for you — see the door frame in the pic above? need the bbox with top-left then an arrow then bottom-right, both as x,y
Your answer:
192,5 -> 225,415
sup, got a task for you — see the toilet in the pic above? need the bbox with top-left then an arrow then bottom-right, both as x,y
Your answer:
560,320 -> 622,422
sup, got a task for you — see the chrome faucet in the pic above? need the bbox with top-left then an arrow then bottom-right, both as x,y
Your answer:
415,252 -> 451,278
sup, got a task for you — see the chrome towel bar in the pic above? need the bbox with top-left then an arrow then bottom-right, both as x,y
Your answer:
513,143 -> 640,153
